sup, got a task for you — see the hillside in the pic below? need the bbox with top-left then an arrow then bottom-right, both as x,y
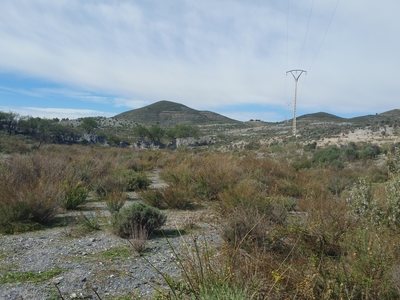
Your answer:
114,100 -> 241,126
297,112 -> 345,123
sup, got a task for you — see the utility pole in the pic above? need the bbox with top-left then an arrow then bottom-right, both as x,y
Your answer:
286,69 -> 306,136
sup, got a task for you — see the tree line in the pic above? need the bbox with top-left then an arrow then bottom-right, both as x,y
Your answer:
0,112 -> 200,147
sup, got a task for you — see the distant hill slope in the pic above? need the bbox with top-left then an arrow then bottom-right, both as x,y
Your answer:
289,109 -> 400,125
297,112 -> 345,122
114,100 -> 241,126
348,109 -> 400,124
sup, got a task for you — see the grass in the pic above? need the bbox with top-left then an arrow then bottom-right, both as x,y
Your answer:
98,246 -> 133,261
0,268 -> 63,284
1,140 -> 400,298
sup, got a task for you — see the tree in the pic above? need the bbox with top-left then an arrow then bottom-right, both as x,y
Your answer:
166,124 -> 199,139
0,112 -> 18,135
79,117 -> 99,134
134,125 -> 150,140
148,125 -> 165,144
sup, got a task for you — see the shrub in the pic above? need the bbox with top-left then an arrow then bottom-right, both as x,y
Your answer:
0,155 -> 64,232
222,206 -> 288,253
347,178 -> 380,223
218,179 -> 269,212
140,189 -> 167,209
161,186 -> 194,209
141,185 -> 200,210
112,203 -> 166,238
359,144 -> 381,160
127,224 -> 149,255
312,145 -> 342,166
385,175 -> 400,228
93,173 -> 126,198
61,181 -> 88,209
123,171 -> 151,191
105,191 -> 127,213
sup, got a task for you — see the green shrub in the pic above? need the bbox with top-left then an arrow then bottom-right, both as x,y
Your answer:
61,182 -> 88,209
359,144 -> 381,160
347,178 -> 378,222
123,171 -> 151,191
312,145 -> 342,166
292,156 -> 312,170
112,203 -> 166,238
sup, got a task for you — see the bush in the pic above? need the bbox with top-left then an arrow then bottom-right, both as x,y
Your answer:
141,186 -> 195,210
140,189 -> 167,209
161,186 -> 194,209
112,203 -> 166,238
218,179 -> 269,212
312,145 -> 342,166
61,182 -> 88,209
0,155 -> 64,232
123,171 -> 151,191
93,173 -> 126,198
105,191 -> 127,213
359,144 -> 381,160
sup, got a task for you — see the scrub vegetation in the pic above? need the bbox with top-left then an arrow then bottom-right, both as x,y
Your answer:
1,130 -> 400,299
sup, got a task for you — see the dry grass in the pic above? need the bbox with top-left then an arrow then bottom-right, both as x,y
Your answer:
2,142 -> 400,298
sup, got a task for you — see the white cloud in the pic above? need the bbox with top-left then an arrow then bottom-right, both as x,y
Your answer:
0,0 -> 399,115
0,106 -> 112,119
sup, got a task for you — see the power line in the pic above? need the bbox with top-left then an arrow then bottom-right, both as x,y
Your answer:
286,0 -> 291,70
308,0 -> 340,71
284,0 -> 291,124
299,0 -> 315,67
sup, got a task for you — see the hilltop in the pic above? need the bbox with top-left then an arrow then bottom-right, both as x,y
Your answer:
297,112 -> 345,123
114,100 -> 240,126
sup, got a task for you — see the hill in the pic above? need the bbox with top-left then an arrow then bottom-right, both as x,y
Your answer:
297,112 -> 345,122
114,100 -> 241,126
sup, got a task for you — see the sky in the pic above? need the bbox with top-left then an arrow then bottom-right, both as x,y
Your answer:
0,0 -> 399,122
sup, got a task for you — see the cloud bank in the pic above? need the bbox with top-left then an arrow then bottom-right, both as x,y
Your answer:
0,0 -> 399,119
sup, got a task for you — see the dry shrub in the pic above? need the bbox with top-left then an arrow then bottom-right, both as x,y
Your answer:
157,236 -> 251,299
105,191 -> 127,213
140,186 -> 193,210
128,224 -> 148,255
162,153 -> 242,201
140,189 -> 167,209
0,154 -> 66,231
222,204 -> 291,256
93,172 -> 126,198
218,179 -> 269,212
161,186 -> 194,209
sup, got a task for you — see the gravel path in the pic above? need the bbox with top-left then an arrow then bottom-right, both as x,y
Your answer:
0,171 -> 221,299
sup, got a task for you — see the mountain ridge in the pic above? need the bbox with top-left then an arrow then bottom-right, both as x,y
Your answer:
114,100 -> 241,126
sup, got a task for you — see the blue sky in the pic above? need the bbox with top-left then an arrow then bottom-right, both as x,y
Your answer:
0,0 -> 399,121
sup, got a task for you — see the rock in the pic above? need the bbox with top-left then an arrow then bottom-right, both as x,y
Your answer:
52,276 -> 64,284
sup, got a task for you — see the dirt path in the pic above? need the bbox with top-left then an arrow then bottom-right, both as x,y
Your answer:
0,170 -> 220,299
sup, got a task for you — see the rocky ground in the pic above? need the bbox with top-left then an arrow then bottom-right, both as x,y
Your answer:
0,171 -> 220,300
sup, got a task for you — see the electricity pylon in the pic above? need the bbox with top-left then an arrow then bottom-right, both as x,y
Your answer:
286,69 -> 307,136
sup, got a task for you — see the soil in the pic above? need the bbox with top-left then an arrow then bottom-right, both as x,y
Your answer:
0,171 -> 220,300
